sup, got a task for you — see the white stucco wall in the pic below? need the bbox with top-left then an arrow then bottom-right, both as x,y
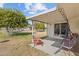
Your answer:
47,24 -> 54,38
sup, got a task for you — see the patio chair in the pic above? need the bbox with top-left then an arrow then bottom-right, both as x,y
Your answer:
55,33 -> 78,55
61,33 -> 78,55
62,33 -> 78,49
33,36 -> 43,46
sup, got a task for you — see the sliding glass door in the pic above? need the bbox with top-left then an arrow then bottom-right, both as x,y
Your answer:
54,23 -> 68,37
61,23 -> 68,35
54,24 -> 60,35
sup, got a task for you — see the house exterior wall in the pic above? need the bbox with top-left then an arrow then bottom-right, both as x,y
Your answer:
58,4 -> 79,34
47,21 -> 67,39
47,24 -> 54,38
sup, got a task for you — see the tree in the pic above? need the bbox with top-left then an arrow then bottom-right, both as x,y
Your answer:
35,22 -> 45,32
0,8 -> 6,28
0,8 -> 28,33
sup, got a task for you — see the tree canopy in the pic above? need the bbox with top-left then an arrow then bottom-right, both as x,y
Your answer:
35,22 -> 45,31
0,8 -> 28,29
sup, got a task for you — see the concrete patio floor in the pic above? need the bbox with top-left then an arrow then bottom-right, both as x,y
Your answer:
30,38 -> 75,56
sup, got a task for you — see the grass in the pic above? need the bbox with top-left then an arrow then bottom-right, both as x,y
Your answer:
41,36 -> 47,39
0,31 -> 48,56
11,32 -> 32,36
0,32 -> 9,41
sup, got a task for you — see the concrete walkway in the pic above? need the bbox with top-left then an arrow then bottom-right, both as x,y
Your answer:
30,38 -> 75,56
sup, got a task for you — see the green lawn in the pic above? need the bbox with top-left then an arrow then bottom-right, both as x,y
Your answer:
0,31 -> 48,56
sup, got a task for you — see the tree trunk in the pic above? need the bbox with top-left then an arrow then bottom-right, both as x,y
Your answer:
6,27 -> 10,33
6,27 -> 13,35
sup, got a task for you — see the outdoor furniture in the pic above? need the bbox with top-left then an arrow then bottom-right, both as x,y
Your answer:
61,33 -> 78,55
33,36 -> 43,46
62,33 -> 78,49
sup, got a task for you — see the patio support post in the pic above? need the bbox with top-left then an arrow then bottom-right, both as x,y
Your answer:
46,24 -> 49,39
32,20 -> 34,43
59,24 -> 61,36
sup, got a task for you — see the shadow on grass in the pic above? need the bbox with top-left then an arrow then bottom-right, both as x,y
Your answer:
0,40 -> 10,43
11,32 -> 32,36
40,36 -> 47,39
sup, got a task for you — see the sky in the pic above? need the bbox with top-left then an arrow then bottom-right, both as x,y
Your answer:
0,3 -> 56,24
0,3 -> 56,17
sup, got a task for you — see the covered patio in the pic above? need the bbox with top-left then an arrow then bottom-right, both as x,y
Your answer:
28,4 -> 79,56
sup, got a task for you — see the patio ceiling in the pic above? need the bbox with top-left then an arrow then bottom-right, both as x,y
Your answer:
58,4 -> 79,33
27,8 -> 66,24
